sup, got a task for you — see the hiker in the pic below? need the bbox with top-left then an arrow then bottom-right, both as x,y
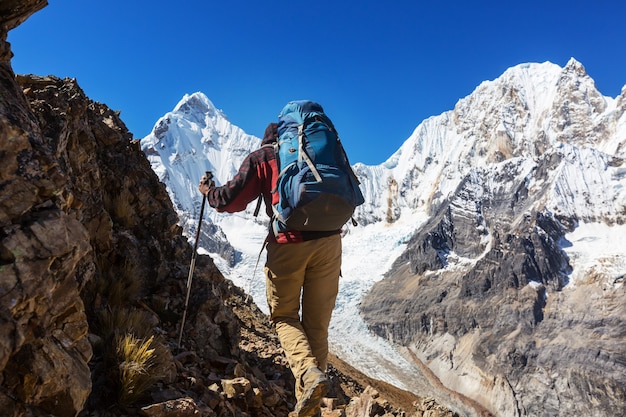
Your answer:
198,101 -> 363,416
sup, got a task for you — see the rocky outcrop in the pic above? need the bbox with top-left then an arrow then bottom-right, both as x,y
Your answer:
0,65 -> 184,415
0,0 -> 46,33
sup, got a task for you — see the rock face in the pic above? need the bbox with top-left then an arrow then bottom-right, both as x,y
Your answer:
2,3 -> 91,415
0,63 -> 182,416
1,2 -> 455,417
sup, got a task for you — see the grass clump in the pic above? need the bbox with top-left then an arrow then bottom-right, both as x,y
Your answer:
90,307 -> 172,408
116,334 -> 160,406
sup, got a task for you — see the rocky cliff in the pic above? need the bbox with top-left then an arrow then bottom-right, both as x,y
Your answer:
0,2 -> 456,417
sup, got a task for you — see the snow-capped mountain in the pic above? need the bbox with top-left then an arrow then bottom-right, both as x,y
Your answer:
354,59 -> 625,227
142,93 -> 262,265
142,58 -> 626,417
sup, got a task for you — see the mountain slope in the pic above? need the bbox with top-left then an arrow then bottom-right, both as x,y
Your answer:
360,59 -> 626,417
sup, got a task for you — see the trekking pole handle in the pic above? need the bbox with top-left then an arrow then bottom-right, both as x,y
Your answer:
202,171 -> 213,185
194,172 -> 211,246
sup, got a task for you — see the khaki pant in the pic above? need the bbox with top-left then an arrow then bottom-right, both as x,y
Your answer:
264,234 -> 341,401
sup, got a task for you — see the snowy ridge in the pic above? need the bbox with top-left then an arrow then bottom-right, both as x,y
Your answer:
141,59 -> 626,394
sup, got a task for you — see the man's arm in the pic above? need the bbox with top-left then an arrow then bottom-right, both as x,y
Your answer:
198,153 -> 263,213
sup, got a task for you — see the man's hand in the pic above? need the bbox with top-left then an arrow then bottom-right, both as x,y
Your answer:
198,172 -> 214,196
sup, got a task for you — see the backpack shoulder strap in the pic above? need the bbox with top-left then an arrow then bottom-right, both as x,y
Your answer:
253,142 -> 279,218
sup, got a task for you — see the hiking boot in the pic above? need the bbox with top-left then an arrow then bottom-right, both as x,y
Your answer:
293,366 -> 329,417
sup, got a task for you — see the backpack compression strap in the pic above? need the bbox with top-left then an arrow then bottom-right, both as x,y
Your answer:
297,124 -> 322,182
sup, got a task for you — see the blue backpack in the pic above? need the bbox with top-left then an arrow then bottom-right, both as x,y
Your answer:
270,100 -> 365,234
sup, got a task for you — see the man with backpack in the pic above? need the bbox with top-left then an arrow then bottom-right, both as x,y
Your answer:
198,100 -> 364,417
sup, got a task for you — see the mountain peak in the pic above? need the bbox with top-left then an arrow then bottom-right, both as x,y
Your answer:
173,92 -> 222,118
564,56 -> 586,73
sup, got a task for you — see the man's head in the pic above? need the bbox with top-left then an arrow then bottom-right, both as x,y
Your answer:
262,122 -> 278,145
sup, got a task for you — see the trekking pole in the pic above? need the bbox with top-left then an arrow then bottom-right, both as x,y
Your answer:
177,171 -> 213,350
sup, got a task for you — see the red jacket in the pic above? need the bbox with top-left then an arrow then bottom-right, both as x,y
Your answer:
206,124 -> 339,243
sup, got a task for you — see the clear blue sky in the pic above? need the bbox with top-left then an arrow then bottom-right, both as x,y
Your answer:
9,0 -> 626,165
